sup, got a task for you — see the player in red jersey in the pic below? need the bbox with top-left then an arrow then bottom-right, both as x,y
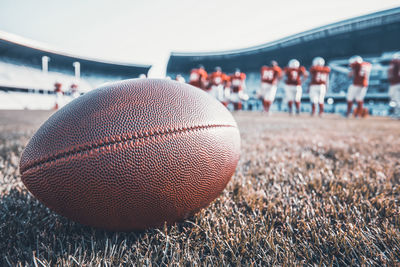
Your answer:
189,65 -> 208,90
70,83 -> 80,99
309,57 -> 330,116
283,59 -> 308,115
388,52 -> 400,118
258,60 -> 282,114
54,82 -> 64,110
346,56 -> 372,117
208,66 -> 230,106
229,68 -> 247,110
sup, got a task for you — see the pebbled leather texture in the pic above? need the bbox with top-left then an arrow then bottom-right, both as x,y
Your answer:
20,79 -> 241,231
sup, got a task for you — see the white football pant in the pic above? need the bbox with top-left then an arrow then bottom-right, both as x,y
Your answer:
284,85 -> 302,102
259,82 -> 277,102
309,84 -> 326,104
347,85 -> 367,102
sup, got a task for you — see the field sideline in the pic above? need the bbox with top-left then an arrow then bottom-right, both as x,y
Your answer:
1,110 -> 399,266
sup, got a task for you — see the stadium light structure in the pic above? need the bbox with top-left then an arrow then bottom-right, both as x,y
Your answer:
42,56 -> 50,73
73,61 -> 81,79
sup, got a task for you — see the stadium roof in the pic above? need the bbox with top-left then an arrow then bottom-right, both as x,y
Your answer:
170,7 -> 400,57
0,30 -> 151,76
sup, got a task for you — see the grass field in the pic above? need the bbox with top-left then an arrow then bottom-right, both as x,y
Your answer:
1,110 -> 400,266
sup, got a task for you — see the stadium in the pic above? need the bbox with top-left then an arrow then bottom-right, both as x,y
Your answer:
167,7 -> 400,115
1,2 -> 400,266
0,30 -> 151,109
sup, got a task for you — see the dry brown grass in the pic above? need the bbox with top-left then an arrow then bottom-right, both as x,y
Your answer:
1,110 -> 400,266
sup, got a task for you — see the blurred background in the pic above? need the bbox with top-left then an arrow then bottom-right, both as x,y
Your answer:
0,0 -> 399,114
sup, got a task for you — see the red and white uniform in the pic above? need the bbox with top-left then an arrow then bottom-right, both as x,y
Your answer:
259,66 -> 282,101
347,62 -> 371,102
208,71 -> 229,101
284,66 -> 307,102
309,66 -> 330,104
54,82 -> 64,110
70,84 -> 80,99
229,72 -> 246,103
388,59 -> 400,116
189,68 -> 208,89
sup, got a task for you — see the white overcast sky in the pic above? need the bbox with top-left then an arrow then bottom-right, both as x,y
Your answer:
0,0 -> 399,76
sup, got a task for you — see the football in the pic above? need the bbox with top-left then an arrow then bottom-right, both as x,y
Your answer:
19,79 -> 241,231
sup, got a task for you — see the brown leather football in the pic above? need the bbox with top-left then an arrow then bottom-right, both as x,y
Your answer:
20,79 -> 240,231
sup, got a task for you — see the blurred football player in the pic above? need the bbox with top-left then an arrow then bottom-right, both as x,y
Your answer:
309,57 -> 330,116
208,66 -> 230,106
54,82 -> 63,110
258,60 -> 282,113
70,83 -> 80,99
175,74 -> 186,83
388,52 -> 400,118
284,59 -> 308,115
229,68 -> 247,110
189,65 -> 208,90
347,56 -> 371,117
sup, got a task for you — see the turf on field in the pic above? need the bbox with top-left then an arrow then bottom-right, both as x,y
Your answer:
1,110 -> 399,266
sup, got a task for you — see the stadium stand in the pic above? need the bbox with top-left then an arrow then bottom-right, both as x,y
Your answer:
0,60 -> 91,92
0,30 -> 151,109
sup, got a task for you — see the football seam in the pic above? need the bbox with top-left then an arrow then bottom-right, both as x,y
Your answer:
21,124 -> 237,174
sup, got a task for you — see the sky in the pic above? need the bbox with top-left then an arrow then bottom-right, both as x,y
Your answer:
0,0 -> 399,77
